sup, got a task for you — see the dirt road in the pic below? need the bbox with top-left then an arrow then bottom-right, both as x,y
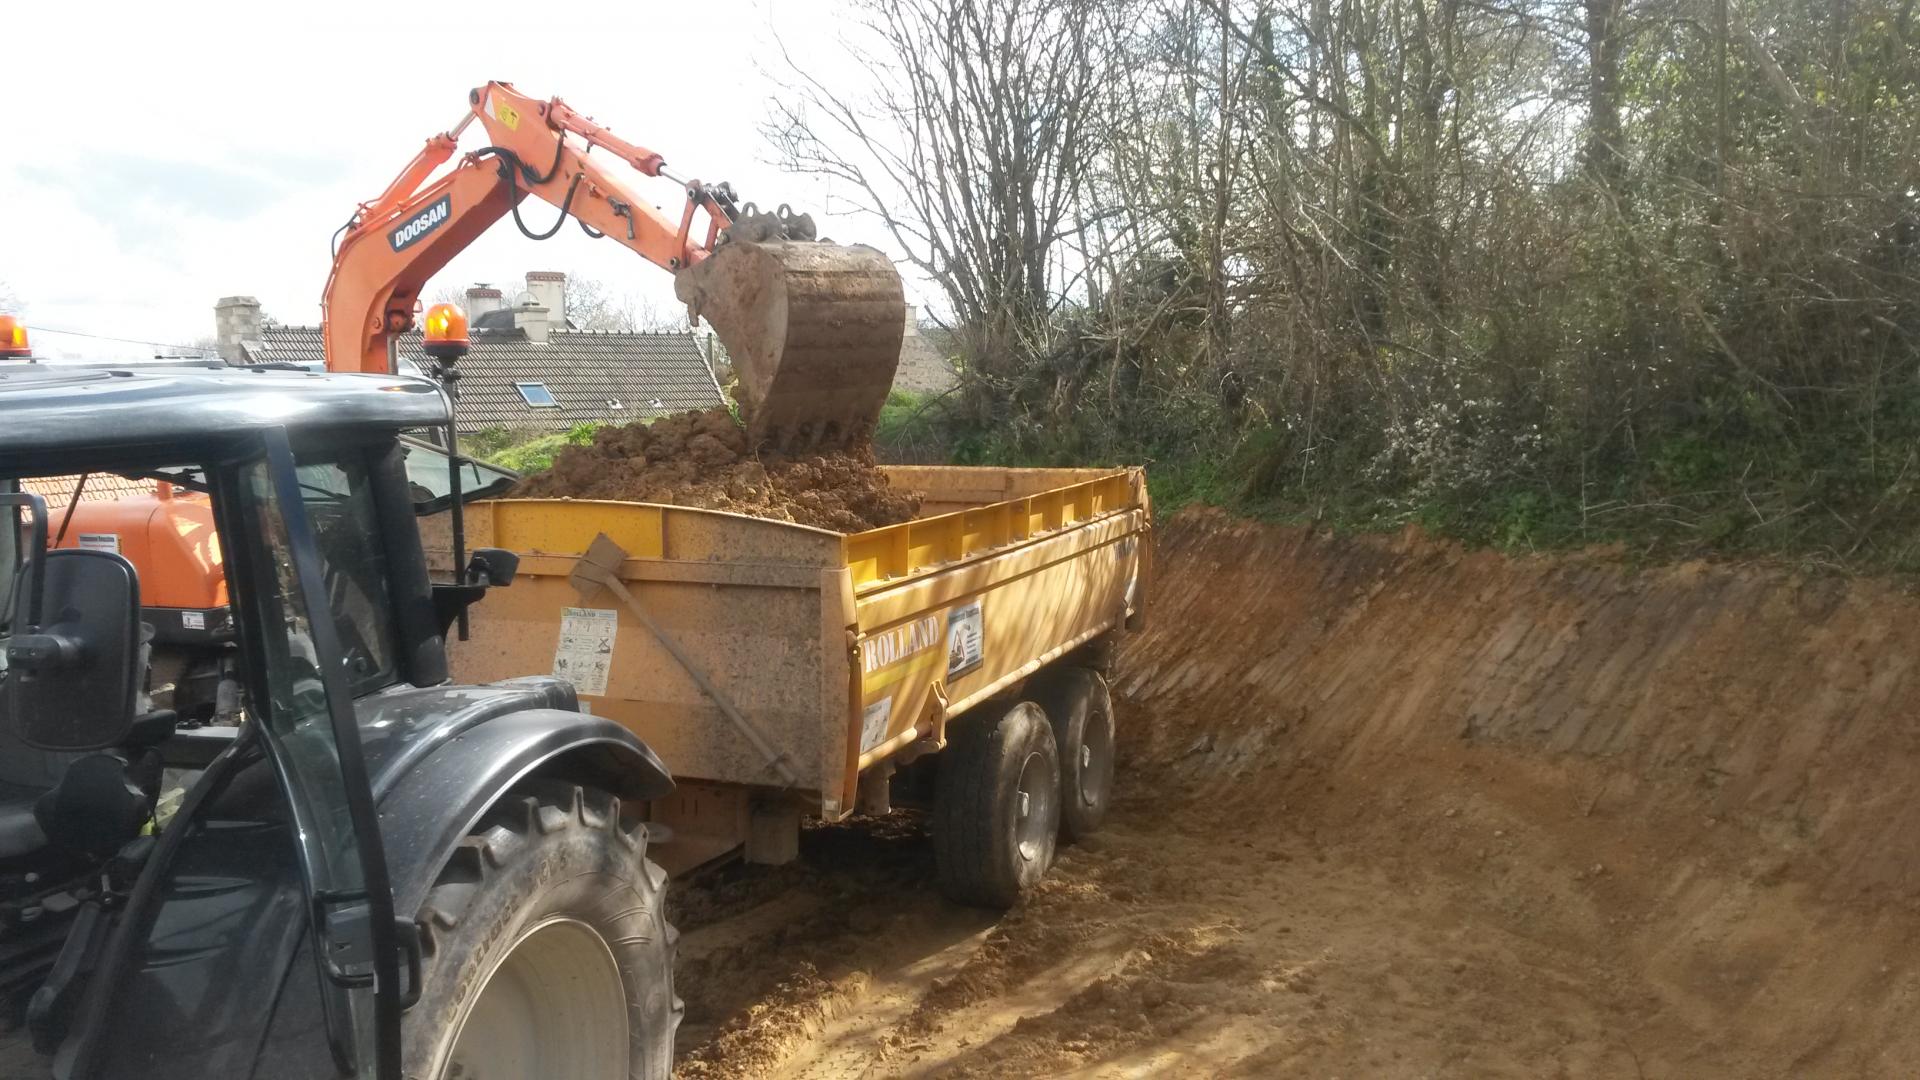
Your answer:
672,757 -> 1917,1078
673,510 -> 1920,1078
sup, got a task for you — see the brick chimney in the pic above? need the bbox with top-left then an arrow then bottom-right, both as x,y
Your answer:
512,299 -> 552,343
464,285 -> 504,319
213,296 -> 263,364
525,271 -> 567,328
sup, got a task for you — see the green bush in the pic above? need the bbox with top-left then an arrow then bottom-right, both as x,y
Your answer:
481,422 -> 603,474
463,426 -> 519,461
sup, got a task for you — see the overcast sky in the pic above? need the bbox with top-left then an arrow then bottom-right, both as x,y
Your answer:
1,0 -> 905,359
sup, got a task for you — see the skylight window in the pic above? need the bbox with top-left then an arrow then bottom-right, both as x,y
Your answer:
515,382 -> 558,407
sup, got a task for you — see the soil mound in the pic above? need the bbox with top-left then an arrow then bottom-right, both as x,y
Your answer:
509,408 -> 922,533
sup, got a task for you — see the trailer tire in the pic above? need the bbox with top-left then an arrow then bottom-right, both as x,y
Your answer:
933,702 -> 1060,909
1031,666 -> 1116,840
406,781 -> 680,1080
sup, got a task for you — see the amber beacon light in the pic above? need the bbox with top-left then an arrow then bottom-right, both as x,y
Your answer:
422,303 -> 470,359
0,315 -> 30,359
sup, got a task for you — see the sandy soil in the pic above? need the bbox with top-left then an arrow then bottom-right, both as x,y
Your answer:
669,510 -> 1920,1078
668,765 -> 1917,1078
512,407 -> 921,532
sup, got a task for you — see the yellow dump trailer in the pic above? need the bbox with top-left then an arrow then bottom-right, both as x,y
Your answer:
434,465 -> 1150,901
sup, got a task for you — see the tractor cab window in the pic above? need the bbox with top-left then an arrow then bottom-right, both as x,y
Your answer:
287,454 -> 402,696
233,447 -> 402,897
399,436 -> 520,514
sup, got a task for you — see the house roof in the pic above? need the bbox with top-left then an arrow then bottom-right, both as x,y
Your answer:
245,325 -> 725,432
23,472 -> 158,511
893,326 -> 959,395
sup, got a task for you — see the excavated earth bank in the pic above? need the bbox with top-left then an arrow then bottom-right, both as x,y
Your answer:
510,408 -> 921,533
668,508 -> 1920,1078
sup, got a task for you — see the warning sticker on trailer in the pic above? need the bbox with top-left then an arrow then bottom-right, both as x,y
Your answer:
860,696 -> 894,754
947,599 -> 984,679
553,607 -> 618,697
77,533 -> 120,554
181,611 -> 206,631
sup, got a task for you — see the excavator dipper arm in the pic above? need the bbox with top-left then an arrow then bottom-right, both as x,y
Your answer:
324,84 -> 726,375
321,82 -> 903,448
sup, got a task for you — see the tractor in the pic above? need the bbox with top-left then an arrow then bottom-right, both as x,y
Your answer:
0,362 -> 677,1078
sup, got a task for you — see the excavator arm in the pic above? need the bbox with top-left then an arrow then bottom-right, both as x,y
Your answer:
322,81 -> 903,448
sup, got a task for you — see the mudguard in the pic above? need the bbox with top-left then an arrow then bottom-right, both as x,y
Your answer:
369,703 -> 674,916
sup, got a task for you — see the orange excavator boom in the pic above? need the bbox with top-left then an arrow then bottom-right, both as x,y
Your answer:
322,82 -> 902,447
324,83 -> 732,374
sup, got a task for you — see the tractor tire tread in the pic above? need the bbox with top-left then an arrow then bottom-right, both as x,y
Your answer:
407,780 -> 680,1080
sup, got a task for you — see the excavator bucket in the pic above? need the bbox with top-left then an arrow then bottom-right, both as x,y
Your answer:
675,240 -> 905,451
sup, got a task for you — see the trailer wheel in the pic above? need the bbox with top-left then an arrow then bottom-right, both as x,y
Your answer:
1031,666 -> 1116,840
933,702 -> 1060,909
407,782 -> 680,1080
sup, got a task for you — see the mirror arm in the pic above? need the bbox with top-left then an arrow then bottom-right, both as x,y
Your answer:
0,493 -> 50,627
7,632 -> 81,671
436,374 -> 469,642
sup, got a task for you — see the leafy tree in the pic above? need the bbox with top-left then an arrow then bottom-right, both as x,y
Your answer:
799,0 -> 1920,569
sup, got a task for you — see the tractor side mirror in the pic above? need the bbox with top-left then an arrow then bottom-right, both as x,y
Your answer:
432,548 -> 523,638
467,547 -> 518,587
4,549 -> 143,752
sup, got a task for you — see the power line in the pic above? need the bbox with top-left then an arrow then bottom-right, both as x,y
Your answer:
26,324 -> 211,353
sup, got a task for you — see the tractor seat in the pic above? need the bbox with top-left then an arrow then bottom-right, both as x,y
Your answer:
0,780 -> 50,860
0,709 -> 173,863
0,721 -> 72,862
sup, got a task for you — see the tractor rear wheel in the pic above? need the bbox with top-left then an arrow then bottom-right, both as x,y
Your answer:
406,781 -> 679,1080
933,702 -> 1060,909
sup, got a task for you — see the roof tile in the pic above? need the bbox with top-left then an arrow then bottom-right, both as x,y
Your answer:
249,325 -> 724,433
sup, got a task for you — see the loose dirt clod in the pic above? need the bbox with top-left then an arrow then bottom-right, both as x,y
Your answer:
508,408 -> 921,533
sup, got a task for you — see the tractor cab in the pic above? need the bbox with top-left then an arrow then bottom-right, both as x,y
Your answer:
24,426 -> 518,728
0,365 -> 669,1079
0,364 -> 460,1074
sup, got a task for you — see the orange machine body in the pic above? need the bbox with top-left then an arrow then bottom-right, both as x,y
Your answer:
55,483 -> 228,615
